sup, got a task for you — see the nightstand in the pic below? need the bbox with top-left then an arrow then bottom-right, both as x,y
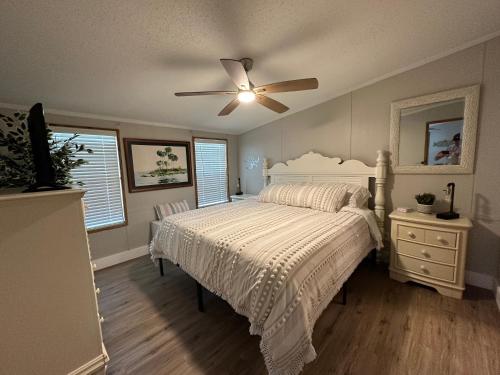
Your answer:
230,194 -> 256,202
389,210 -> 472,299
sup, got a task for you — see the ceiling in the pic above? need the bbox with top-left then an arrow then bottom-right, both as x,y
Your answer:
1,1 -> 500,134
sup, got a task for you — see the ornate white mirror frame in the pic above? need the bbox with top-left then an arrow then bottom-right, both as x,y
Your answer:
390,84 -> 480,174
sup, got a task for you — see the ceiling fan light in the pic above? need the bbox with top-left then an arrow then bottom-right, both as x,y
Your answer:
237,90 -> 256,103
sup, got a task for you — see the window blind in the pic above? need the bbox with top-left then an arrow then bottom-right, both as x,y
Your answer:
194,138 -> 228,207
52,127 -> 126,231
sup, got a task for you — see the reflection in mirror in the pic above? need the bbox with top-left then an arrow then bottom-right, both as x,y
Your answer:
399,99 -> 465,166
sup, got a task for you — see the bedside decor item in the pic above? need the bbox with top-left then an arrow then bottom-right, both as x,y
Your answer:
397,207 -> 413,213
390,85 -> 480,174
123,138 -> 192,193
415,193 -> 435,214
230,193 -> 256,202
244,155 -> 260,170
389,210 -> 473,299
437,182 -> 460,220
235,178 -> 243,195
0,104 -> 91,191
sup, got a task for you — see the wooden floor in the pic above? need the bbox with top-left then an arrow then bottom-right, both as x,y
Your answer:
95,256 -> 500,375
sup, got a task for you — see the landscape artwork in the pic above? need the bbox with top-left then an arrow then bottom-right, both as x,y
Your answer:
123,138 -> 192,192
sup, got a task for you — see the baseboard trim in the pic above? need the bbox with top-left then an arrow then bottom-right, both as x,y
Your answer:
93,245 -> 149,271
67,352 -> 108,375
465,270 -> 494,290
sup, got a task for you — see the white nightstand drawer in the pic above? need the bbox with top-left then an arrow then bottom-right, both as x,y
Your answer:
397,240 -> 456,265
396,254 -> 455,282
424,229 -> 457,248
398,225 -> 424,242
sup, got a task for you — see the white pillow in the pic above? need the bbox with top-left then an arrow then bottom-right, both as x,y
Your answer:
346,184 -> 372,208
258,183 -> 348,213
154,199 -> 190,220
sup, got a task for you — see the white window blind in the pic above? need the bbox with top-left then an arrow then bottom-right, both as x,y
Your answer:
194,138 -> 228,207
52,127 -> 126,231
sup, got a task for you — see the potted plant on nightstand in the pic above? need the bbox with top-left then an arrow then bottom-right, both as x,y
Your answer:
415,193 -> 435,214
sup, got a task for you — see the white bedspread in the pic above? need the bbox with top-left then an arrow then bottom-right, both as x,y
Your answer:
150,200 -> 381,375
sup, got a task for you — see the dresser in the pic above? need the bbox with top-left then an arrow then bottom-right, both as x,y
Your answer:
389,210 -> 473,299
0,189 -> 108,374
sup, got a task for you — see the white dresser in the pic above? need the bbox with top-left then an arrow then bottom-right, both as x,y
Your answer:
0,189 -> 108,375
389,210 -> 473,299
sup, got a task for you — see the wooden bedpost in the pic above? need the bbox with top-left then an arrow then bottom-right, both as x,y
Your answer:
374,150 -> 387,243
263,158 -> 270,187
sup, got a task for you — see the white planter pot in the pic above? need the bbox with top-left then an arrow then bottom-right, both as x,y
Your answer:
416,203 -> 433,214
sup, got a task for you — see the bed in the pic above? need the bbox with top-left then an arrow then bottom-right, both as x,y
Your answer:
149,151 -> 387,375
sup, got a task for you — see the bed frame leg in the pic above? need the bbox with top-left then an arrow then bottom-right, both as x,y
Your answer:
159,259 -> 164,276
196,281 -> 205,312
341,285 -> 347,305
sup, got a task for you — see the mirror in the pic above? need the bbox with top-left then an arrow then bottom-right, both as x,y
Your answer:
390,85 -> 480,174
400,99 -> 464,166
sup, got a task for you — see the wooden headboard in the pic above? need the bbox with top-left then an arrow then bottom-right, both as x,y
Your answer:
262,151 -> 388,235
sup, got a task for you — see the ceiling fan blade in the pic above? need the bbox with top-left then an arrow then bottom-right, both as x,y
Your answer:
255,95 -> 289,113
175,91 -> 237,96
220,59 -> 250,90
254,78 -> 318,94
218,98 -> 240,116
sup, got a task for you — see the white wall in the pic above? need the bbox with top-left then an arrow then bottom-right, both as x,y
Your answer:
239,38 -> 500,281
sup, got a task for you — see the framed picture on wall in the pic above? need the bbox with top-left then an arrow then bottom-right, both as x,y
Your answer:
424,117 -> 463,166
123,138 -> 193,193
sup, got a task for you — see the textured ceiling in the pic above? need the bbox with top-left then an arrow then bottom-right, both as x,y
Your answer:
1,0 -> 500,134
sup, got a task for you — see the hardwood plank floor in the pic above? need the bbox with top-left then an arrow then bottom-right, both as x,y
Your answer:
95,256 -> 500,375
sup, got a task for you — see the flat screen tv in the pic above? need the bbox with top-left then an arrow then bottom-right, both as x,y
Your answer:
24,103 -> 67,192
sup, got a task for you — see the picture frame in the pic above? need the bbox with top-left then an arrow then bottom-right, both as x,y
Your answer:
423,117 -> 463,166
123,138 -> 193,193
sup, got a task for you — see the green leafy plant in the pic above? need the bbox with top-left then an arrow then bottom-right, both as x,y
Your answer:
0,112 -> 92,189
415,193 -> 435,205
155,146 -> 179,175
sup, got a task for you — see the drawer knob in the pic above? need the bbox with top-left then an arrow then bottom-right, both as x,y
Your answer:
420,265 -> 429,274
436,236 -> 443,241
99,315 -> 104,323
421,249 -> 429,257
92,263 -> 97,270
407,231 -> 416,238
95,287 -> 101,295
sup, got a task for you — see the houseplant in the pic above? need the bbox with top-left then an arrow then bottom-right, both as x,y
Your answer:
0,112 -> 92,189
414,193 -> 435,214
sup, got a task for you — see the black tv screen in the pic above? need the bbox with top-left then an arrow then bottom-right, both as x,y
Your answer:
25,103 -> 59,191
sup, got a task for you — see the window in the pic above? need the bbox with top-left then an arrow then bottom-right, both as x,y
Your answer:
52,126 -> 126,231
193,137 -> 228,207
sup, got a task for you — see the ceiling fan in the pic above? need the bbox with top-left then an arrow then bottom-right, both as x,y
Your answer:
174,58 -> 318,116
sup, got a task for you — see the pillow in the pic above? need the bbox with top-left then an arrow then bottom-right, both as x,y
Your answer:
154,199 -> 190,220
258,183 -> 348,213
346,184 -> 372,208
310,183 -> 349,213
258,183 -> 312,206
